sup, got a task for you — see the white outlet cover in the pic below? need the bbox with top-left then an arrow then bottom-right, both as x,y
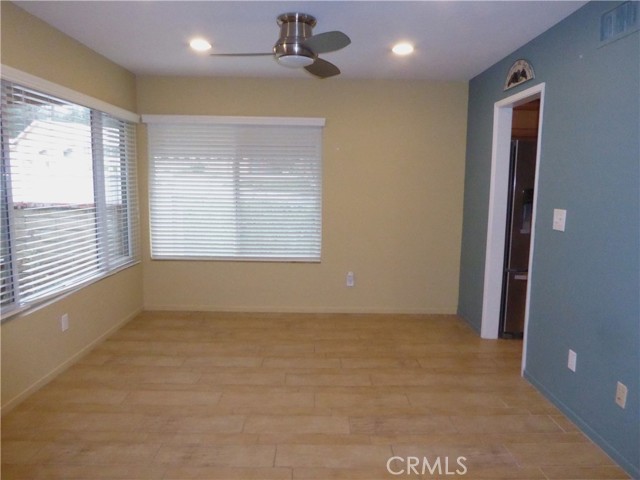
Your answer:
346,271 -> 355,287
615,381 -> 628,409
61,313 -> 69,332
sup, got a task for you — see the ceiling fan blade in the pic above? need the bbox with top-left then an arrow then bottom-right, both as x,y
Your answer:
303,31 -> 351,54
210,53 -> 273,57
304,57 -> 341,78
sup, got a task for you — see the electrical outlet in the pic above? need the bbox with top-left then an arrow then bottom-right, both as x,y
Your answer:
567,349 -> 577,372
346,271 -> 355,287
60,313 -> 69,332
615,381 -> 628,409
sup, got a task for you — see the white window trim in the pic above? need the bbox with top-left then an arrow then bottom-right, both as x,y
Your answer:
1,65 -> 139,124
142,114 -> 325,127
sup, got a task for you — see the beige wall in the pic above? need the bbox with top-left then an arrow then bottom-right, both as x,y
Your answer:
138,76 -> 468,313
0,2 -> 137,112
0,2 -> 142,412
1,268 -> 142,410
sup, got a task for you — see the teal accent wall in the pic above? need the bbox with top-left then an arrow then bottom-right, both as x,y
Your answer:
458,2 -> 639,476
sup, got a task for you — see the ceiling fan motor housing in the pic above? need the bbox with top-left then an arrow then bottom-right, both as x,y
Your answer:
273,13 -> 317,67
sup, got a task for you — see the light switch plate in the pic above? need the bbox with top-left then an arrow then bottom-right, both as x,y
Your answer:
553,209 -> 567,231
568,349 -> 577,372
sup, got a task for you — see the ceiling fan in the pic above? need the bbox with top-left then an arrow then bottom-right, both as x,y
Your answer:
210,13 -> 351,79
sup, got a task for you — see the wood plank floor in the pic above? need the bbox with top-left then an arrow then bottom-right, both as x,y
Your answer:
1,312 -> 630,479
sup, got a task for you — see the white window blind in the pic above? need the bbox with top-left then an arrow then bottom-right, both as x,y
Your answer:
146,117 -> 323,261
0,80 -> 139,315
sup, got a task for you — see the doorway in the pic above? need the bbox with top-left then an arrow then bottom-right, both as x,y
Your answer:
480,83 -> 545,373
499,100 -> 539,338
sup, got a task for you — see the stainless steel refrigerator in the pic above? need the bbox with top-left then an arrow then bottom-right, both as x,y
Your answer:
500,139 -> 537,337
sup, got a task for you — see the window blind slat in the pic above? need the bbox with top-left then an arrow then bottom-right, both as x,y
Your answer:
147,121 -> 322,261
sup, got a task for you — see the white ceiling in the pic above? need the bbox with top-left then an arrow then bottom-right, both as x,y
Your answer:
15,1 -> 587,81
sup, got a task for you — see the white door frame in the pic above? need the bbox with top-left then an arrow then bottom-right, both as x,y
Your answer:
480,83 -> 545,373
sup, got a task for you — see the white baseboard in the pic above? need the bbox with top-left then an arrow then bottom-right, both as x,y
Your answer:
142,304 -> 457,315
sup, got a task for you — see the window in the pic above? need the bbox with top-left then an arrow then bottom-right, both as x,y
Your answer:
145,116 -> 323,262
0,80 -> 139,316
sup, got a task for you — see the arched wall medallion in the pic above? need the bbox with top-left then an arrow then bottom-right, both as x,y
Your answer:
504,59 -> 535,91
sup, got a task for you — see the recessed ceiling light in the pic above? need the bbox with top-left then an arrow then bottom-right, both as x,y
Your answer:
392,42 -> 414,56
189,38 -> 212,52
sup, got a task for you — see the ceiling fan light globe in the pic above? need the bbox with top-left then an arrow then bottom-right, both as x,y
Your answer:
277,54 -> 315,68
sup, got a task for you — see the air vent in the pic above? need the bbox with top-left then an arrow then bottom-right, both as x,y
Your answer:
600,1 -> 638,44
